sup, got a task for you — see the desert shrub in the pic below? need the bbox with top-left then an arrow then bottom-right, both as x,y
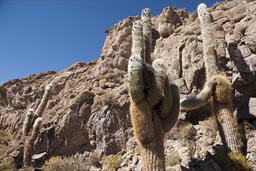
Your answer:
102,154 -> 122,171
101,93 -> 114,106
214,149 -> 252,171
20,166 -> 34,171
43,156 -> 73,171
0,130 -> 14,144
200,116 -> 218,138
89,150 -> 101,168
172,122 -> 196,140
99,78 -> 107,85
0,161 -> 15,171
43,156 -> 91,171
165,152 -> 181,167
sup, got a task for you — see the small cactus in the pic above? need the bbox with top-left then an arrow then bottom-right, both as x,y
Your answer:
128,8 -> 180,171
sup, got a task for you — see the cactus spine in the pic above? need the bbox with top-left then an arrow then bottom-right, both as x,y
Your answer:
23,83 -> 53,167
181,4 -> 241,153
128,8 -> 180,171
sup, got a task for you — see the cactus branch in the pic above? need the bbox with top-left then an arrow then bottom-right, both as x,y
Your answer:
131,21 -> 144,59
34,83 -> 53,118
141,8 -> 152,64
197,3 -> 219,79
23,117 -> 42,167
23,108 -> 34,136
161,84 -> 180,132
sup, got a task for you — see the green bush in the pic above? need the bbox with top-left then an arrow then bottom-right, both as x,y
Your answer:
43,156 -> 90,171
0,130 -> 14,144
214,150 -> 252,171
43,156 -> 73,171
102,154 -> 122,171
101,93 -> 114,106
0,161 -> 15,171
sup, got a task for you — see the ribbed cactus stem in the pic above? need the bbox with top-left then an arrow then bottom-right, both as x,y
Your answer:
23,108 -> 34,136
197,3 -> 218,79
141,8 -> 152,64
141,139 -> 165,171
24,117 -> 42,167
216,105 -> 241,152
35,83 -> 53,117
132,21 -> 144,58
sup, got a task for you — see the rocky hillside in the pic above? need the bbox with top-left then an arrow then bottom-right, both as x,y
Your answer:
0,0 -> 256,170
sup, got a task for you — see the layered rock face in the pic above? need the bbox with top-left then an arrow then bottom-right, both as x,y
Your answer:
0,0 -> 256,170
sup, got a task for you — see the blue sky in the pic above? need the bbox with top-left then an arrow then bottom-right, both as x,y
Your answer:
0,0 -> 221,84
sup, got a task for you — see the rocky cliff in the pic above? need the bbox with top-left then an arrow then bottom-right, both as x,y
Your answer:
0,0 -> 256,170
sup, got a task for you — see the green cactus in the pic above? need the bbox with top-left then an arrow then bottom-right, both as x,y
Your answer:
23,109 -> 34,136
197,3 -> 219,79
131,21 -> 144,61
128,8 -> 180,171
180,3 -> 241,153
23,83 -> 53,167
34,83 -> 53,118
141,8 -> 153,64
23,117 -> 42,167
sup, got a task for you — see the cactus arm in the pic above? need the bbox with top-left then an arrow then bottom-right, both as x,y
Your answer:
34,83 -> 53,117
161,84 -> 180,132
180,78 -> 215,110
128,55 -> 145,104
23,108 -> 34,136
141,8 -> 152,64
23,117 -> 42,167
30,117 -> 42,143
131,21 -> 144,59
197,3 -> 219,79
157,77 -> 172,119
146,59 -> 167,107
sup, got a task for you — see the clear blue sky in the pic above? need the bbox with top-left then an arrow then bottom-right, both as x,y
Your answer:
0,0 -> 221,84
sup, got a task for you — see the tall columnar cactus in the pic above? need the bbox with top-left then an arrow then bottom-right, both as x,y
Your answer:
23,83 -> 53,167
180,4 -> 241,153
128,9 -> 180,171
